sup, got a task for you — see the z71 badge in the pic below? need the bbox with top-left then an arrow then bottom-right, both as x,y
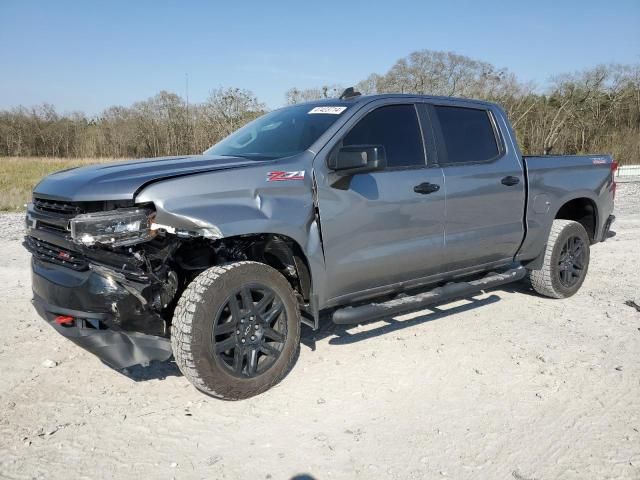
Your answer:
267,171 -> 305,181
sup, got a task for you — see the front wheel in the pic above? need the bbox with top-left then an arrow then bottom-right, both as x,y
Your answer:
171,261 -> 301,400
527,219 -> 591,299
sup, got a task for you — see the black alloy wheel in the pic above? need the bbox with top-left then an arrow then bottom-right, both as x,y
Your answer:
557,235 -> 587,288
172,261 -> 301,400
212,284 -> 287,378
528,219 -> 591,299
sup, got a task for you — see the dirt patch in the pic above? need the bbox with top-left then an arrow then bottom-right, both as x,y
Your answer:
1,184 -> 639,479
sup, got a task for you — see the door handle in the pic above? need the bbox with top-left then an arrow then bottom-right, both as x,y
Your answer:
413,182 -> 440,194
501,176 -> 520,186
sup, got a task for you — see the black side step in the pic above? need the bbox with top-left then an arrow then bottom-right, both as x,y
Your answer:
332,266 -> 526,325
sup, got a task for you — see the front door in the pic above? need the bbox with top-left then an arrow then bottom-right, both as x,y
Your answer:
314,102 -> 446,303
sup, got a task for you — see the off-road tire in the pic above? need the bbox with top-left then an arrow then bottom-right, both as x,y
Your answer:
171,261 -> 301,400
527,219 -> 591,299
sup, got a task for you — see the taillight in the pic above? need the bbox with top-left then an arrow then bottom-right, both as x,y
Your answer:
611,161 -> 618,199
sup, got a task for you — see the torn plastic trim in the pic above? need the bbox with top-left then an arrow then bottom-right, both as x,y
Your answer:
33,293 -> 172,369
89,264 -> 149,306
31,255 -> 169,339
81,261 -> 169,334
151,221 -> 223,240
84,248 -> 179,318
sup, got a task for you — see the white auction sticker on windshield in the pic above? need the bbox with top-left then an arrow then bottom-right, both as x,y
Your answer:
308,106 -> 347,115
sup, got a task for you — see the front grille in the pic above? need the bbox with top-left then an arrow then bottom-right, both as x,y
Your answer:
36,222 -> 69,234
24,236 -> 88,271
33,197 -> 85,216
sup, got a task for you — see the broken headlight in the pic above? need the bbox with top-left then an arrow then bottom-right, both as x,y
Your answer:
70,208 -> 156,247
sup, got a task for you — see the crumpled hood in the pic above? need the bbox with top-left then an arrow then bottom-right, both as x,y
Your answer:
32,155 -> 264,202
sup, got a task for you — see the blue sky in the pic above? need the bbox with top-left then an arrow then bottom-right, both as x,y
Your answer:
1,0 -> 638,114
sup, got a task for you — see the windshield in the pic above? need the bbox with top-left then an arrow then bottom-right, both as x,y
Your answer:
204,104 -> 349,160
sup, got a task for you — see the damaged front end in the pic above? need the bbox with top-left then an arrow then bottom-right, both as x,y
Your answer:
25,198 -> 181,369
25,195 -> 314,369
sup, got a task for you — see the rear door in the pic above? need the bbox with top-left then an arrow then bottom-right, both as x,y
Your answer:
427,102 -> 525,270
314,100 -> 446,303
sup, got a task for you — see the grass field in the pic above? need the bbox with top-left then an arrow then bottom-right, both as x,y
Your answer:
0,157 -> 121,211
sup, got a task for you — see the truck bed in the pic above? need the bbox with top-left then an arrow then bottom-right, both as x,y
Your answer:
517,154 -> 616,265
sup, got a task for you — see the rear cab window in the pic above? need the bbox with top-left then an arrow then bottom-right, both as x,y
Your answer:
432,105 -> 501,164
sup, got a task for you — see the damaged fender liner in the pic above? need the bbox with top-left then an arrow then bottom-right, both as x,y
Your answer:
30,256 -> 172,369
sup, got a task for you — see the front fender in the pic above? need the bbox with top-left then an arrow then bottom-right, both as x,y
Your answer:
134,158 -> 330,306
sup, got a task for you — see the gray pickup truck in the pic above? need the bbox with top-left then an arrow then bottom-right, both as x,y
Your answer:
24,90 -> 616,399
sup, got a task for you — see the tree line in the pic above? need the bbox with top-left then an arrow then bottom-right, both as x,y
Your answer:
1,49 -> 639,164
0,88 -> 263,159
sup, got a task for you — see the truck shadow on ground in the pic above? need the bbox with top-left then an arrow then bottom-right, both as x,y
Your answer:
122,359 -> 183,381
301,293 -> 503,350
301,270 -> 558,350
126,282 -> 541,381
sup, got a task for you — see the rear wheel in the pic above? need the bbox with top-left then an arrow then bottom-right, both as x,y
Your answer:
171,261 -> 301,400
527,219 -> 590,298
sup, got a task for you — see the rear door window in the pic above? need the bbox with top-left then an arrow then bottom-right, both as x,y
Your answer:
433,106 -> 500,164
343,104 -> 426,168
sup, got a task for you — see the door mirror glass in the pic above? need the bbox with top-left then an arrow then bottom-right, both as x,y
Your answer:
328,145 -> 387,175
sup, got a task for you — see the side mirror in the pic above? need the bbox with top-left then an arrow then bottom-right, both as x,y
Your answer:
328,145 -> 387,175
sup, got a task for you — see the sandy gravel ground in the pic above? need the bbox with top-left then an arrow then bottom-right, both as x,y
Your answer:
1,183 -> 639,480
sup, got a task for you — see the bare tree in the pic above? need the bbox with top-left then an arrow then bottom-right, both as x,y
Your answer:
0,50 -> 638,164
285,85 -> 344,104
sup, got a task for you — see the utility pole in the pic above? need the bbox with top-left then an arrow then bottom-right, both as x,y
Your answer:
185,73 -> 189,117
185,73 -> 191,151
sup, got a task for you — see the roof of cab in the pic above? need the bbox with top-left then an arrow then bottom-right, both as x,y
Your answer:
295,93 -> 499,109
